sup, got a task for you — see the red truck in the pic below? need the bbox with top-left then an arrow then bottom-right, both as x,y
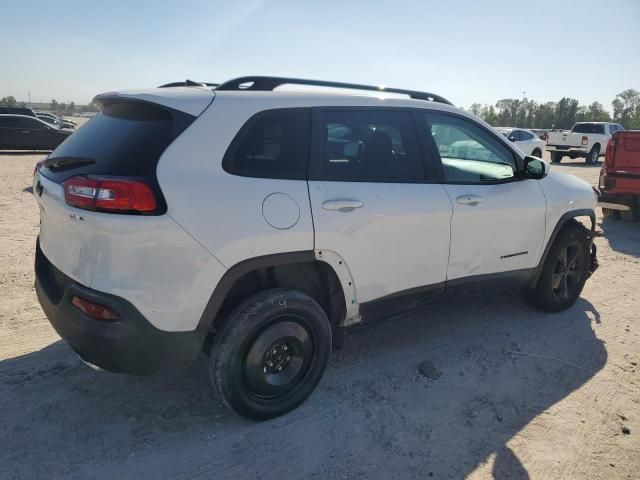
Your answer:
598,130 -> 640,221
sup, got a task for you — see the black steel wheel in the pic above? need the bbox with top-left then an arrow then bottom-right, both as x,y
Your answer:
210,289 -> 332,420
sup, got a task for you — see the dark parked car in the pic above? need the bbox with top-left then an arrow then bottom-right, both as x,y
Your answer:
0,106 -> 37,117
0,114 -> 72,150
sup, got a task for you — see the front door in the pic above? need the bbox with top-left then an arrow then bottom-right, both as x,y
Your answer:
308,108 -> 452,303
422,111 -> 547,281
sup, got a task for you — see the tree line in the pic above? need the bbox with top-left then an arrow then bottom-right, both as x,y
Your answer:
468,89 -> 640,130
0,95 -> 99,114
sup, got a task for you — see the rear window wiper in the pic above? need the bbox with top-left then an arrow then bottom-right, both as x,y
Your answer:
44,157 -> 95,172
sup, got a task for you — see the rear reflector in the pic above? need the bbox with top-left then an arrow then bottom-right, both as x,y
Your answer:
64,176 -> 157,213
72,296 -> 119,320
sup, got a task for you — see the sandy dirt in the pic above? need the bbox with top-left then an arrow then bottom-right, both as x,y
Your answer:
1,149 -> 639,479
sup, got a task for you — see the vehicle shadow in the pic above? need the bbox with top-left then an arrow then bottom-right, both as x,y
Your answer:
599,216 -> 640,257
0,293 -> 606,479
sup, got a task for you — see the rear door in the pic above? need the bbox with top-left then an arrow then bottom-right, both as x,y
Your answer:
308,108 -> 452,303
17,116 -> 52,149
421,111 -> 547,281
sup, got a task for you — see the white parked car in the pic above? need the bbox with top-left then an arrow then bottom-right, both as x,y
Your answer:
546,122 -> 624,165
33,76 -> 599,420
496,127 -> 545,158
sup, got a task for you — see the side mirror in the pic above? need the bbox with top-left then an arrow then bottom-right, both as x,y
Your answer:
508,136 -> 517,142
522,156 -> 548,179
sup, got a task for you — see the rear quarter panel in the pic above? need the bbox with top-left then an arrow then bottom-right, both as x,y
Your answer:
35,175 -> 226,332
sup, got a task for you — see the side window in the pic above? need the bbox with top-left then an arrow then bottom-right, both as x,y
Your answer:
313,110 -> 425,182
520,131 -> 534,141
508,130 -> 521,142
223,109 -> 310,180
0,117 -> 18,128
424,112 -> 517,183
19,117 -> 45,130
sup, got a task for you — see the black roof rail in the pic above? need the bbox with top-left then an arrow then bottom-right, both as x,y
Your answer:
159,80 -> 219,88
214,76 -> 453,105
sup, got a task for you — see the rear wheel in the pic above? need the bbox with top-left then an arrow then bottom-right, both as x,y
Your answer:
527,223 -> 591,312
209,288 -> 332,420
551,152 -> 563,163
586,145 -> 600,165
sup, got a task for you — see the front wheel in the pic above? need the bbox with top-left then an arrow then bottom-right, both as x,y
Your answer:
532,148 -> 542,158
586,145 -> 600,165
209,289 -> 332,420
526,223 -> 592,312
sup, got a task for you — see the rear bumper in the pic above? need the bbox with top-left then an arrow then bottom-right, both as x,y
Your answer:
598,173 -> 640,198
35,240 -> 205,375
546,145 -> 589,155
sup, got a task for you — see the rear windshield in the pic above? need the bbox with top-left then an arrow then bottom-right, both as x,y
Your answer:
572,123 -> 605,134
40,100 -> 194,184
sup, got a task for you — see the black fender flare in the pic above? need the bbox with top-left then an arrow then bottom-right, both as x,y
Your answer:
197,251 -> 316,329
528,208 -> 596,288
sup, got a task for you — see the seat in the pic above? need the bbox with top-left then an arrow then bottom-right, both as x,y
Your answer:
364,130 -> 396,178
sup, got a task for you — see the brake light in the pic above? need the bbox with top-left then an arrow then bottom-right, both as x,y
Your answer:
33,159 -> 45,176
72,296 -> 119,321
581,136 -> 588,146
63,176 -> 157,213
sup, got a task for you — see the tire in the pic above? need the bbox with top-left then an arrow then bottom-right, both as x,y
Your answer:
602,207 -> 620,220
586,145 -> 600,165
209,288 -> 332,420
527,223 -> 592,313
532,148 -> 542,158
551,152 -> 563,163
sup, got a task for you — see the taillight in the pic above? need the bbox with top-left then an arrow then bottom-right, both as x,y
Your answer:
33,159 -> 45,176
581,136 -> 588,146
63,176 -> 157,213
72,296 -> 119,321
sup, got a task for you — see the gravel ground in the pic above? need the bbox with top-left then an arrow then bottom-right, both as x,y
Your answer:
1,148 -> 639,479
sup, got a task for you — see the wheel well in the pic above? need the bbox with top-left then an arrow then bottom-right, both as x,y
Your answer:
209,261 -> 346,337
528,210 -> 595,288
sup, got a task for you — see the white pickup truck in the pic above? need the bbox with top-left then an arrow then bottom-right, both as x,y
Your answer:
546,122 -> 624,165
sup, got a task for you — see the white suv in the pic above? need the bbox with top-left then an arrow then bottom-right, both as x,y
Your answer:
33,77 -> 599,420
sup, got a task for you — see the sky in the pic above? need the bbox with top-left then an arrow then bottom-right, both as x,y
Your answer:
1,0 -> 639,110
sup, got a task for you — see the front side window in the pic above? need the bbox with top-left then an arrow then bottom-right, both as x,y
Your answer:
19,117 -> 45,130
313,110 -> 424,182
223,109 -> 310,180
424,112 -> 517,183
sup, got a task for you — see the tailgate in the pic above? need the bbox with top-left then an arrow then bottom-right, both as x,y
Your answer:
548,132 -> 581,147
616,131 -> 640,176
35,173 -> 96,285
